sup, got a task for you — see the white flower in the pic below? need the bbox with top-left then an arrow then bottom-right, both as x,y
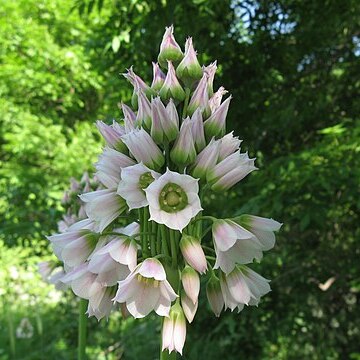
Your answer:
145,169 -> 202,232
181,266 -> 200,304
87,287 -> 116,321
162,303 -> 187,355
181,290 -> 198,323
95,147 -> 135,189
220,266 -> 271,312
212,219 -> 263,274
179,235 -> 207,274
79,189 -> 127,233
235,214 -> 282,251
113,258 -> 177,318
117,163 -> 160,210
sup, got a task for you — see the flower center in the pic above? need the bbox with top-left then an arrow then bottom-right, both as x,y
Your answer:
159,182 -> 188,213
139,172 -> 155,189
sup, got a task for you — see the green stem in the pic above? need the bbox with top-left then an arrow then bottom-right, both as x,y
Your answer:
144,207 -> 150,257
150,221 -> 157,257
182,88 -> 191,118
169,229 -> 177,267
165,142 -> 171,168
160,225 -> 170,257
78,299 -> 88,360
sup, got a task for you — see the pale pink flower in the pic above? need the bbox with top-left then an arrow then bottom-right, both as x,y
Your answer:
121,103 -> 136,133
209,86 -> 228,113
203,61 -> 217,96
87,287 -> 116,321
95,147 -> 135,189
218,132 -> 242,161
181,266 -> 200,304
113,258 -> 177,318
179,235 -> 207,274
204,96 -> 232,138
162,303 -> 186,355
96,120 -> 127,152
187,72 -> 210,117
159,61 -> 186,102
206,276 -> 224,317
190,108 -> 206,152
151,62 -> 166,91
181,290 -> 198,323
117,163 -> 160,210
135,89 -> 152,129
145,169 -> 202,232
158,25 -> 183,66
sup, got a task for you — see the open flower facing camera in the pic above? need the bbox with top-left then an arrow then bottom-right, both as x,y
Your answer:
46,25 -> 282,358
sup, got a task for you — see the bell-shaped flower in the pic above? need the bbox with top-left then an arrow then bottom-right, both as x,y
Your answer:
113,258 -> 178,318
170,118 -> 196,167
203,61 -> 217,96
117,163 -> 160,210
96,120 -> 127,153
190,109 -> 206,152
87,287 -> 116,321
191,138 -> 220,181
218,132 -> 242,161
121,128 -> 165,170
204,96 -> 232,139
206,275 -> 224,317
212,219 -> 263,274
121,103 -> 136,133
176,37 -> 202,84
161,302 -> 186,355
47,229 -> 99,267
181,290 -> 198,323
135,89 -> 152,130
80,189 -> 127,233
159,61 -> 186,102
179,235 -> 207,273
234,214 -> 282,251
220,266 -> 271,310
66,218 -> 96,232
145,169 -> 202,232
209,86 -> 228,113
151,97 -> 179,144
151,62 -> 166,91
95,147 -> 136,189
158,25 -> 183,67
181,266 -> 200,304
207,151 -> 257,192
187,73 -> 211,117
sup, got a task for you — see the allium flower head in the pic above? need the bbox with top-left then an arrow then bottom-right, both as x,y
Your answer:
113,258 -> 177,318
145,169 -> 202,232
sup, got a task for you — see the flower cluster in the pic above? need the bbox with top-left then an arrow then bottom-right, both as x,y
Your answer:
46,26 -> 282,356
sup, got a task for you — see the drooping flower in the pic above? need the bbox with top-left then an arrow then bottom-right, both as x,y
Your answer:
96,120 -> 127,153
151,62 -> 166,91
204,96 -> 232,139
121,128 -> 165,170
212,219 -> 263,274
176,37 -> 202,84
187,72 -> 211,117
220,266 -> 271,311
206,275 -> 224,317
181,290 -> 198,323
47,229 -> 99,267
113,258 -> 178,318
151,97 -> 179,144
158,25 -> 183,67
161,302 -> 187,355
170,118 -> 196,167
181,266 -> 200,304
87,287 -> 116,321
95,147 -> 136,189
234,215 -> 282,251
159,61 -> 186,102
117,163 -> 160,210
207,151 -> 257,191
191,138 -> 220,181
179,235 -> 207,274
80,189 -> 128,233
145,169 -> 202,232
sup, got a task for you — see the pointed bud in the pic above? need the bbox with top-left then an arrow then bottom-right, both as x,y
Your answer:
96,120 -> 127,153
181,290 -> 198,323
159,61 -> 186,102
170,118 -> 196,166
120,103 -> 136,133
206,275 -> 224,317
190,108 -> 206,152
151,62 -> 166,91
204,96 -> 232,139
218,132 -> 242,161
158,25 -> 184,68
191,138 -> 220,180
181,266 -> 200,304
179,234 -> 207,274
136,89 -> 152,130
203,61 -> 217,96
187,73 -> 211,117
162,302 -> 187,355
121,128 -> 165,170
151,97 -> 179,144
176,37 -> 203,85
209,86 -> 228,113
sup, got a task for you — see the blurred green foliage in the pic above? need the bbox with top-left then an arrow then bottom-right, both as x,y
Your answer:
0,0 -> 359,359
